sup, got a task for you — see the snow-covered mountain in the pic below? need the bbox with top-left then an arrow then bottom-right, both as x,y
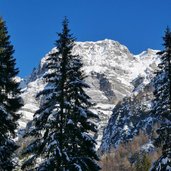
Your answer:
18,39 -> 159,149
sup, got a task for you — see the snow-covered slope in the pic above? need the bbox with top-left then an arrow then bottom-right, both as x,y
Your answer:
18,39 -> 159,148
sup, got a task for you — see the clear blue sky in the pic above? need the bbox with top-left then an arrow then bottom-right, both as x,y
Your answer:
0,0 -> 170,77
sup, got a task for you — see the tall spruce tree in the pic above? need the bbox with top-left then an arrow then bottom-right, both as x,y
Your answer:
22,17 -> 100,171
0,17 -> 22,170
151,27 -> 171,170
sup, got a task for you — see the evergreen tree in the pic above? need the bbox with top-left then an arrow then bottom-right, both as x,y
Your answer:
0,17 -> 22,170
151,27 -> 171,170
22,17 -> 100,171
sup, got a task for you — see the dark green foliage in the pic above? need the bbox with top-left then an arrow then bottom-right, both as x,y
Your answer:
0,17 -> 23,170
151,27 -> 171,170
22,17 -> 100,171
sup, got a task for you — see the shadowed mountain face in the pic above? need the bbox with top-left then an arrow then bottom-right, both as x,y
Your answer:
18,39 -> 159,149
100,82 -> 157,153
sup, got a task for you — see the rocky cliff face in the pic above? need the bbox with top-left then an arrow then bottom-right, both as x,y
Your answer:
100,82 -> 156,152
18,39 -> 159,149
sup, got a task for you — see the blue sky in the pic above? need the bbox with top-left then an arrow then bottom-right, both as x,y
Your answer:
0,0 -> 170,77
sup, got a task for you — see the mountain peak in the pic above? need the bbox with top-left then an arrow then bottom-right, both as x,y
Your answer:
135,48 -> 159,58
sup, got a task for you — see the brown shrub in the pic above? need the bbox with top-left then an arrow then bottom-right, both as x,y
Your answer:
100,131 -> 162,171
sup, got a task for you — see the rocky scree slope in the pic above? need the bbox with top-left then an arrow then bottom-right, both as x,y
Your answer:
18,39 -> 159,149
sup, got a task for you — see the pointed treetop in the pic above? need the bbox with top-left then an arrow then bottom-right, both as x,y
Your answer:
0,16 -> 6,27
0,17 -> 4,29
61,16 -> 70,35
0,16 -> 4,23
163,26 -> 171,49
63,16 -> 69,26
56,17 -> 75,48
